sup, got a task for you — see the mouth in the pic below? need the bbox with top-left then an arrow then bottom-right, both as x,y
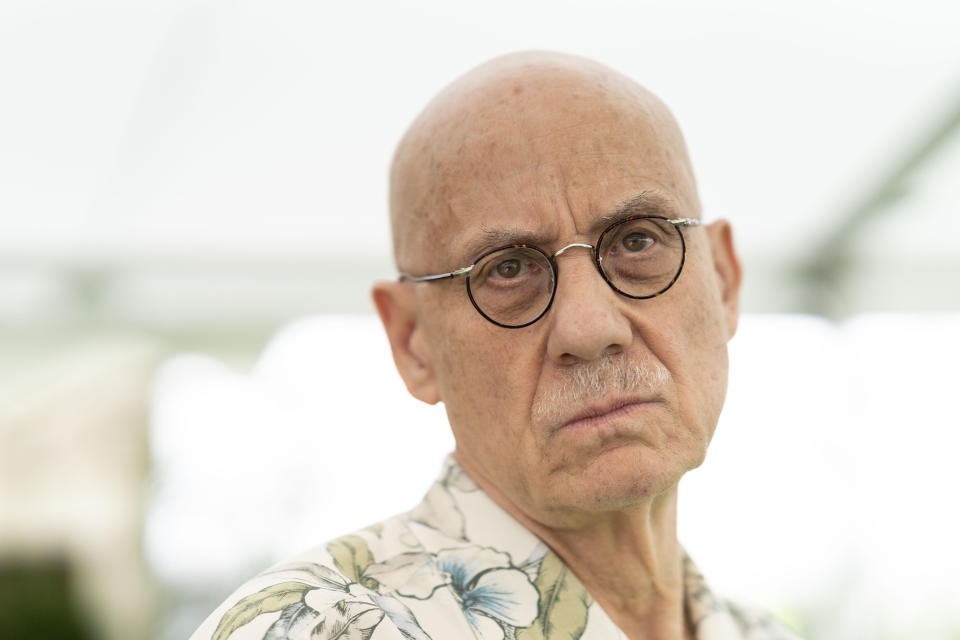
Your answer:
554,395 -> 660,434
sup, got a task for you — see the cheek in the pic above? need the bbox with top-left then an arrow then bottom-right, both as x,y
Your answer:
646,266 -> 731,441
675,300 -> 730,439
431,324 -> 549,500
427,311 -> 543,438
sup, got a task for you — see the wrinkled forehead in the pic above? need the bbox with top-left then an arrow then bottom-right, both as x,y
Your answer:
438,170 -> 689,267
418,127 -> 694,270
390,54 -> 699,270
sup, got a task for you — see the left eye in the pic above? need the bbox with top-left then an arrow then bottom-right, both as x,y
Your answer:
495,258 -> 522,278
621,232 -> 654,252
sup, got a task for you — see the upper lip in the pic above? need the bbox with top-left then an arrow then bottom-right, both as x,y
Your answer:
555,394 -> 657,431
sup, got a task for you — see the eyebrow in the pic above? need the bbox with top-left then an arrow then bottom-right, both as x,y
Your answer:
462,226 -> 554,264
590,190 -> 682,233
458,190 -> 683,265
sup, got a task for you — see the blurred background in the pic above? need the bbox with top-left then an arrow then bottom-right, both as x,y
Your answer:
1,0 -> 958,638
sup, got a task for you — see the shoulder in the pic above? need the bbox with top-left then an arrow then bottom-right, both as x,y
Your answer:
189,519 -> 423,640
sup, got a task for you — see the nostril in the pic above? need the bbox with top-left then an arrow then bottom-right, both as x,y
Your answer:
603,344 -> 624,358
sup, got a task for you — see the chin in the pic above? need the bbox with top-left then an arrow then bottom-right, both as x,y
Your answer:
541,443 -> 699,513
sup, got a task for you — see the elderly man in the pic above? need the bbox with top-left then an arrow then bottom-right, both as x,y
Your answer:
192,52 -> 801,640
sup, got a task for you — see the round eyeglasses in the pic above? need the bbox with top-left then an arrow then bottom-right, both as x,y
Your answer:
399,216 -> 701,328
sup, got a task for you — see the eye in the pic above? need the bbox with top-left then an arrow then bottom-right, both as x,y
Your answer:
621,232 -> 654,252
495,258 -> 522,278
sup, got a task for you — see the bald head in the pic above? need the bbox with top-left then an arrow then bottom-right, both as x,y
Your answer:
389,51 -> 700,271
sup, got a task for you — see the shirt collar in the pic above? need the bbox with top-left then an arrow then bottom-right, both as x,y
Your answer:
408,455 -> 746,639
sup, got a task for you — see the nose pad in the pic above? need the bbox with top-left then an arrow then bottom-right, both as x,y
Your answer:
551,242 -> 595,259
550,243 -> 605,288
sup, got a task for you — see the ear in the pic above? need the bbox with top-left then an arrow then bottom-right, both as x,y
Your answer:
372,281 -> 441,405
704,219 -> 742,340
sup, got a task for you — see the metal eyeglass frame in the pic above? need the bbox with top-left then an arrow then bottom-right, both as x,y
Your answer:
398,215 -> 702,329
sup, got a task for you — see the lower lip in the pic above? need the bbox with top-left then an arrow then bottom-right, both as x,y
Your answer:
557,401 -> 656,435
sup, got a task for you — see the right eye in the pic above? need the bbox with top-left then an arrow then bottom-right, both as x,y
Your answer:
472,246 -> 550,289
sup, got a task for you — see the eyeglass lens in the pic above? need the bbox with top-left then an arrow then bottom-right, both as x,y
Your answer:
466,217 -> 685,327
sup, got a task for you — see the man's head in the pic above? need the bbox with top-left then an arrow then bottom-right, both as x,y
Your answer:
374,52 -> 741,529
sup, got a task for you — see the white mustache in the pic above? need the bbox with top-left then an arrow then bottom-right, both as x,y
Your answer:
532,354 -> 670,427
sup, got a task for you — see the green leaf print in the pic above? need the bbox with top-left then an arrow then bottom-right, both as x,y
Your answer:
327,535 -> 379,591
212,581 -> 313,640
517,551 -> 591,640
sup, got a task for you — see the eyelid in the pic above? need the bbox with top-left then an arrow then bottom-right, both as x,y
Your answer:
466,230 -> 552,263
608,217 -> 671,239
471,242 -> 545,266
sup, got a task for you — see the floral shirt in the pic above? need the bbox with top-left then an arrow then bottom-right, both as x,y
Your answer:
191,456 -> 802,640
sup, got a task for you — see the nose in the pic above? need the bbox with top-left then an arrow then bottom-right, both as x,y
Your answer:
545,245 -> 633,363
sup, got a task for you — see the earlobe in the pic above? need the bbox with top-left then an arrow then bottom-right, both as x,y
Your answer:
372,282 -> 441,405
705,220 -> 743,339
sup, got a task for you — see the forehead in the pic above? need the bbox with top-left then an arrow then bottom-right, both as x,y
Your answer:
394,59 -> 700,270
431,129 -> 694,265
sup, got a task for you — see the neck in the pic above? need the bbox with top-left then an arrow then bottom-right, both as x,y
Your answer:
538,492 -> 693,640
459,457 -> 693,640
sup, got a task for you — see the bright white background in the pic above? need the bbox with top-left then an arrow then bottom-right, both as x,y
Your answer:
2,1 -> 959,639
149,313 -> 960,640
2,0 -> 959,321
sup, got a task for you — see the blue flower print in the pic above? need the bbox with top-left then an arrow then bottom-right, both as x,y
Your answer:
435,546 -> 538,640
